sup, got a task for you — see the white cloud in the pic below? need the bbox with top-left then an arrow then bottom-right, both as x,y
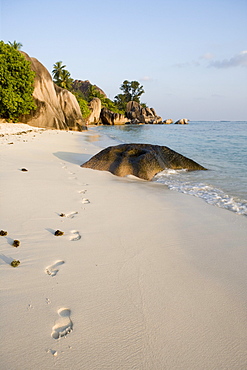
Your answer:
209,50 -> 247,68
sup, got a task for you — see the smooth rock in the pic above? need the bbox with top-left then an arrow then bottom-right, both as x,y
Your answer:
100,108 -> 129,125
87,98 -> 102,124
81,143 -> 206,181
163,119 -> 173,124
126,101 -> 163,124
72,80 -> 107,99
19,52 -> 86,131
174,118 -> 189,124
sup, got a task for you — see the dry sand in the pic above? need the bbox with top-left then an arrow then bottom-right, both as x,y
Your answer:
1,123 -> 247,369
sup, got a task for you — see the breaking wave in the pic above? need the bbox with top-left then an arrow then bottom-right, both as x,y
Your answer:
154,170 -> 247,216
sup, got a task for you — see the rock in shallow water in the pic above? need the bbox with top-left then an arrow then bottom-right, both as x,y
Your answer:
81,143 -> 206,181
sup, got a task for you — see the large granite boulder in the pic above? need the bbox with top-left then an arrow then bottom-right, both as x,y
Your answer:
100,108 -> 129,125
72,80 -> 107,99
163,119 -> 173,124
19,52 -> 86,131
126,101 -> 163,124
175,118 -> 189,124
81,143 -> 206,180
87,98 -> 102,124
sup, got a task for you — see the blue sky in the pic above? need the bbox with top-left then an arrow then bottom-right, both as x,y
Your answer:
1,0 -> 246,120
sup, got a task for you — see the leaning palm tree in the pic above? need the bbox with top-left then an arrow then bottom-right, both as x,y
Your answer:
8,40 -> 23,50
52,61 -> 66,84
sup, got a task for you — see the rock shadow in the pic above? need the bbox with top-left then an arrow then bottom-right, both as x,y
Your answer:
46,228 -> 56,235
53,152 -> 90,165
0,254 -> 14,265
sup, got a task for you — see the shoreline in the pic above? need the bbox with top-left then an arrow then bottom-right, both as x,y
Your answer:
1,127 -> 247,369
89,123 -> 247,217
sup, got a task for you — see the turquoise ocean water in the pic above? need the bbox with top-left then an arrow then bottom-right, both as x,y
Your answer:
90,121 -> 247,216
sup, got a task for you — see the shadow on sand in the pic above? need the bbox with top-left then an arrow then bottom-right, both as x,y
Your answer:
0,254 -> 14,265
53,152 -> 91,165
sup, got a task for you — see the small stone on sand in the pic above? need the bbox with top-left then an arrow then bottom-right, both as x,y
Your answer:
54,230 -> 64,236
11,259 -> 20,267
12,240 -> 20,247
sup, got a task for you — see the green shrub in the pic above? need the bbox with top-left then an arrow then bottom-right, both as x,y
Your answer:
72,91 -> 91,118
88,85 -> 124,115
77,97 -> 91,118
101,97 -> 124,115
0,41 -> 36,121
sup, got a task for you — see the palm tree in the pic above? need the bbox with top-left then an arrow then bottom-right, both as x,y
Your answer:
52,61 -> 66,83
60,69 -> 73,90
52,61 -> 73,90
8,40 -> 23,50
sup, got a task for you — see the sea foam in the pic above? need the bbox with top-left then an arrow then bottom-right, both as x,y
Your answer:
154,170 -> 247,216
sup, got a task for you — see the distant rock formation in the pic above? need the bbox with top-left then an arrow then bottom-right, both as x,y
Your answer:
174,118 -> 189,124
72,80 -> 107,99
19,52 -> 86,130
87,98 -> 102,124
81,143 -> 206,180
163,119 -> 173,124
100,108 -> 129,125
126,101 -> 163,124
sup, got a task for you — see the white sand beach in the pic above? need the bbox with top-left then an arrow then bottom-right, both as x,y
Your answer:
1,123 -> 247,370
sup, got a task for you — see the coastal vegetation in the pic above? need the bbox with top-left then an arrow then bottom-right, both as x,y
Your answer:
72,90 -> 91,119
52,60 -> 146,118
52,61 -> 73,90
87,85 -> 125,115
8,40 -> 23,50
0,41 -> 36,121
0,40 -> 148,124
114,80 -> 145,111
52,61 -> 95,118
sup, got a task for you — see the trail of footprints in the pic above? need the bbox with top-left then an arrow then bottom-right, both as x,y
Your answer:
1,148 -> 91,354
45,163 -> 91,348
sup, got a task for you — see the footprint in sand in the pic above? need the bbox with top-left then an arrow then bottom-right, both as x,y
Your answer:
45,260 -> 65,276
60,211 -> 78,218
66,211 -> 78,218
82,198 -> 90,204
78,189 -> 87,194
46,349 -> 58,357
69,230 -> 81,241
51,308 -> 73,339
